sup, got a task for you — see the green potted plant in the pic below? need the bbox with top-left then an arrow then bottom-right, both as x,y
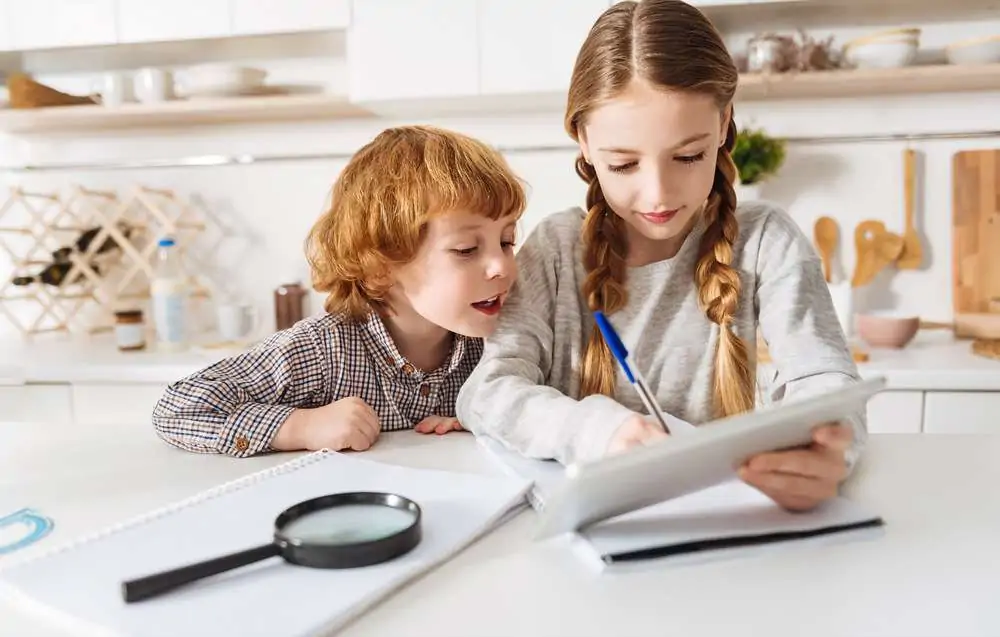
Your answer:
731,127 -> 787,201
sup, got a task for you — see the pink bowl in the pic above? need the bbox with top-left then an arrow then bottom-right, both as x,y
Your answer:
855,313 -> 920,349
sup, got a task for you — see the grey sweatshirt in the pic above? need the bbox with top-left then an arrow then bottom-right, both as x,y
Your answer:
456,201 -> 865,467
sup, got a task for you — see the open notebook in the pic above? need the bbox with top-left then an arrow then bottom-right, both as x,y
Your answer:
0,450 -> 532,637
477,435 -> 883,571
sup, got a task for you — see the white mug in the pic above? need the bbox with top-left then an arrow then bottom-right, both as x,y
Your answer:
216,302 -> 258,342
133,68 -> 174,103
94,72 -> 133,107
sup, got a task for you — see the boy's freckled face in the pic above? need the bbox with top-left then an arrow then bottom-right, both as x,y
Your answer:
391,210 -> 519,338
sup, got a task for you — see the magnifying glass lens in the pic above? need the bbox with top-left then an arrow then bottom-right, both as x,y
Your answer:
282,503 -> 418,545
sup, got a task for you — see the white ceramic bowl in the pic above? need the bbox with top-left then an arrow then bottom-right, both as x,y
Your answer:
845,38 -> 919,69
945,35 -> 1000,65
175,64 -> 268,98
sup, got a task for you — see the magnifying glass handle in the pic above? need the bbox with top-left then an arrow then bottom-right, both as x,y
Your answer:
122,543 -> 280,603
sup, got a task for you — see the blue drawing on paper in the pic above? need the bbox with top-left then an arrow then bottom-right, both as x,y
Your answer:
0,508 -> 54,555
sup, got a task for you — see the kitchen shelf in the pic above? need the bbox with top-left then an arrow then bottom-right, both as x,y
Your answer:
737,62 -> 1000,100
1,63 -> 998,134
700,0 -> 1000,31
0,93 -> 373,134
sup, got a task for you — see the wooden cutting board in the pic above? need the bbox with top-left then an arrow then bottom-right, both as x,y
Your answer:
953,149 -> 1000,338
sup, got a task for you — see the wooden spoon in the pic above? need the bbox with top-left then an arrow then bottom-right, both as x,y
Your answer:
852,220 -> 905,287
813,216 -> 838,283
897,148 -> 923,270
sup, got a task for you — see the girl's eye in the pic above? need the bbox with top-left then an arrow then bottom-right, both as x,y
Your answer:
607,161 -> 637,174
677,151 -> 707,165
501,240 -> 515,250
452,247 -> 477,256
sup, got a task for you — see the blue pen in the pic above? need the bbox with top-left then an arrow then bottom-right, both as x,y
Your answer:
593,311 -> 672,433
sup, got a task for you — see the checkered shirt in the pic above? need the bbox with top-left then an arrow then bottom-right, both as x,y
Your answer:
151,311 -> 483,458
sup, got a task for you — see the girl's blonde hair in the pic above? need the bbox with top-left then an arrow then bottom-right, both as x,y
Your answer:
306,125 -> 526,321
565,0 -> 754,418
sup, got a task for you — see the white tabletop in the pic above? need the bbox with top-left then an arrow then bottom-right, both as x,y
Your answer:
1,423 -> 998,637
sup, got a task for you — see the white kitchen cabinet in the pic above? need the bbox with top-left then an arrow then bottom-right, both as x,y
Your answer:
479,0 -> 609,95
923,391 -> 1000,434
0,0 -> 12,52
230,0 -> 350,36
117,0 -> 230,44
8,0 -> 116,50
71,383 -> 168,426
347,0 -> 479,102
865,391 -> 923,434
0,385 -> 73,424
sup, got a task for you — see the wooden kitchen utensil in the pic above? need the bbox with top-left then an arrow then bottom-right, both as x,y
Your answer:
952,149 -> 1000,338
897,148 -> 923,270
813,216 -> 838,282
851,220 -> 904,287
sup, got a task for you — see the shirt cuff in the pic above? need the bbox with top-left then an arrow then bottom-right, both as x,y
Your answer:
219,403 -> 297,457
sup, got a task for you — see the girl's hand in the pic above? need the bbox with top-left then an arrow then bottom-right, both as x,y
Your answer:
738,422 -> 853,511
606,413 -> 669,455
414,415 -> 464,435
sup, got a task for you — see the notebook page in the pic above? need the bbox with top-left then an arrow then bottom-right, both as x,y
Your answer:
0,451 -> 531,637
581,479 -> 882,560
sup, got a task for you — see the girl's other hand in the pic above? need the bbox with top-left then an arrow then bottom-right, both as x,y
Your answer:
739,422 -> 853,511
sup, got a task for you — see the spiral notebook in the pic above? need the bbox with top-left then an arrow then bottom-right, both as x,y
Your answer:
0,450 -> 532,637
477,436 -> 883,571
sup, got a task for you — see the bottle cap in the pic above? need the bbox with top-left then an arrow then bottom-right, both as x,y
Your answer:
158,237 -> 176,247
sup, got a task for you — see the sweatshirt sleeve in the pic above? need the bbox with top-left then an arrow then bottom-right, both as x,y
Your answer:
151,322 -> 333,457
456,221 -> 637,466
753,208 -> 867,473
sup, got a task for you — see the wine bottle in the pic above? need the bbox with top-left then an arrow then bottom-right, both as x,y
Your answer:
12,261 -> 100,287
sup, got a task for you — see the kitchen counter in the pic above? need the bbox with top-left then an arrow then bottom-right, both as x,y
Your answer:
0,333 -> 239,385
0,329 -> 998,390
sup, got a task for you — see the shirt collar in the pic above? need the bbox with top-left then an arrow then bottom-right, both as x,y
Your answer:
359,311 -> 472,380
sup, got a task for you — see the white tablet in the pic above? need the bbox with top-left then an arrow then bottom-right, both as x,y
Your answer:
535,376 -> 887,539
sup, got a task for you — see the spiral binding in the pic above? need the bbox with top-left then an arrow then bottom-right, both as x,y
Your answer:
0,449 -> 333,573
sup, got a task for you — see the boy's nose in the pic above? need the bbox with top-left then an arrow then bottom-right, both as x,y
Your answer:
487,254 -> 514,280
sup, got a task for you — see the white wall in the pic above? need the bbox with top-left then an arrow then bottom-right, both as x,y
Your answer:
1,16 -> 998,339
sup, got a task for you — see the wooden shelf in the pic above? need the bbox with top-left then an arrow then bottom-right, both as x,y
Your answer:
1,63 -> 998,134
0,93 -> 373,134
737,63 -> 1000,101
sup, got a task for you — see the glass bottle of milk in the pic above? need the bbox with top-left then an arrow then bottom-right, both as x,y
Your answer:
150,237 -> 188,350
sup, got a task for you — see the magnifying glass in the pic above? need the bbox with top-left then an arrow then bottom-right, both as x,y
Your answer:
121,492 -> 421,603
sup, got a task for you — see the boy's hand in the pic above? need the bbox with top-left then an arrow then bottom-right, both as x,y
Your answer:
738,422 -> 852,511
414,415 -> 464,435
606,413 -> 669,455
274,397 -> 380,452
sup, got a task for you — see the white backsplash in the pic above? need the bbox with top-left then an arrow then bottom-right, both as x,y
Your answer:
1,16 -> 999,340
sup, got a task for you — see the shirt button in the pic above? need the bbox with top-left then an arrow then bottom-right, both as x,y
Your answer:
402,363 -> 415,375
235,436 -> 250,452
419,383 -> 431,397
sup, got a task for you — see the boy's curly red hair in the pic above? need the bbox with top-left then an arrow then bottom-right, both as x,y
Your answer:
306,125 -> 526,321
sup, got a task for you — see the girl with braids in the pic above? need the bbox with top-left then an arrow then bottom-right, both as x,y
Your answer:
456,0 -> 864,512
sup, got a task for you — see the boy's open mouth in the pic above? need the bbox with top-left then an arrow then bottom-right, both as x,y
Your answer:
471,294 -> 503,316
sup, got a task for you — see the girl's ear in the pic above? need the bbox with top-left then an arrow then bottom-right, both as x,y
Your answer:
578,129 -> 592,165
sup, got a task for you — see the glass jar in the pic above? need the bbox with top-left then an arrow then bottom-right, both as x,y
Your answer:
114,309 -> 147,351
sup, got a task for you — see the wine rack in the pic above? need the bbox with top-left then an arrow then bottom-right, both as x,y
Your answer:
0,184 -> 215,338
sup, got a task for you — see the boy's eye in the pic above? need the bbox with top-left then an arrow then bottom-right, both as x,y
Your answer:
501,240 -> 515,250
677,151 -> 707,165
452,246 -> 477,256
